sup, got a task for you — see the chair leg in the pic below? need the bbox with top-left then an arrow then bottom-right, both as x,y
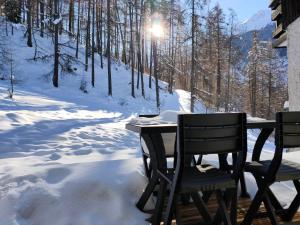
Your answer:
174,194 -> 183,225
202,190 -> 213,203
216,190 -> 232,225
142,154 -> 151,179
164,187 -> 177,225
230,187 -> 238,225
263,193 -> 279,225
213,207 -> 222,225
241,188 -> 266,225
152,179 -> 167,225
191,192 -> 212,223
136,173 -> 158,211
240,172 -> 250,198
266,186 -> 284,211
196,154 -> 203,165
280,180 -> 300,221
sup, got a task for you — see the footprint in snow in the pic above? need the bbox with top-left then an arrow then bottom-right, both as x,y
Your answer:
6,113 -> 19,122
49,153 -> 61,161
45,168 -> 71,184
73,149 -> 93,156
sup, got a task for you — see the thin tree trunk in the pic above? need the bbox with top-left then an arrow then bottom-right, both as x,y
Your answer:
140,0 -> 145,98
40,0 -> 44,37
149,40 -> 152,88
85,0 -> 91,71
91,0 -> 95,87
225,22 -> 233,112
107,0 -> 112,95
27,0 -> 33,47
36,0 -> 39,28
129,3 -> 135,98
75,0 -> 80,58
190,0 -> 195,112
53,0 -> 59,87
216,12 -> 221,111
135,0 -> 141,90
69,0 -> 74,34
99,0 -> 103,68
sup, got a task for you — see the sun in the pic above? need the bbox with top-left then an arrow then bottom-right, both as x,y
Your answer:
149,23 -> 164,38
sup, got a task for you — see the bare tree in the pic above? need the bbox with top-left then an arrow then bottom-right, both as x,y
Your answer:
52,0 -> 60,87
107,0 -> 112,95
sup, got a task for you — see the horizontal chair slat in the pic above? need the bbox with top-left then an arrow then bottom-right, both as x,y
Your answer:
183,114 -> 241,127
282,112 -> 300,123
283,135 -> 300,148
184,127 -> 240,139
184,138 -> 241,154
184,124 -> 241,129
282,124 -> 300,134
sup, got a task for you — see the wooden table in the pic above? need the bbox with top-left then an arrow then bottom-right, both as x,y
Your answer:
126,119 -> 276,221
126,120 -> 276,224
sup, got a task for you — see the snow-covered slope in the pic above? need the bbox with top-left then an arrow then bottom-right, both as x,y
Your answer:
0,19 -> 297,225
239,9 -> 273,33
0,20 -> 205,225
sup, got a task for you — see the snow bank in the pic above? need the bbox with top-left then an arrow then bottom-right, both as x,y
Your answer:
0,159 -> 148,225
0,20 -> 202,225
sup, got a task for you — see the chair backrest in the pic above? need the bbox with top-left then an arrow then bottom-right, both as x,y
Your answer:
263,112 -> 300,181
177,113 -> 247,156
276,112 -> 300,149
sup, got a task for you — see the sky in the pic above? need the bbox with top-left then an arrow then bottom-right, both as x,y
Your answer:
210,0 -> 270,22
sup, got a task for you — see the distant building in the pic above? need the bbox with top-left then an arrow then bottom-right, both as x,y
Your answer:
270,0 -> 300,110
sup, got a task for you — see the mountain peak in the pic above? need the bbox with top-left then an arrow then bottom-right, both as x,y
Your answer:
238,9 -> 273,33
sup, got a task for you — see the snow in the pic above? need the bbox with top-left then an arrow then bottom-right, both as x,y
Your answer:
0,18 -> 299,225
238,9 -> 273,33
284,101 -> 289,109
0,20 -> 202,225
52,16 -> 62,25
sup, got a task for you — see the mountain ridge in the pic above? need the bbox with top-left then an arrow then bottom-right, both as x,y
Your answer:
238,9 -> 273,33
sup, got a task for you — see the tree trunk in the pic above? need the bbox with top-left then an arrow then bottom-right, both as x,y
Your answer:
91,0 -> 95,87
129,3 -> 135,98
107,0 -> 112,95
40,0 -> 44,37
85,0 -> 91,71
75,0 -> 80,58
99,0 -> 103,68
27,0 -> 33,47
69,0 -> 74,34
190,0 -> 195,112
52,0 -> 59,87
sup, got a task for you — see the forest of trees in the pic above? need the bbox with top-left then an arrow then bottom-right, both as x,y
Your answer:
0,0 -> 288,119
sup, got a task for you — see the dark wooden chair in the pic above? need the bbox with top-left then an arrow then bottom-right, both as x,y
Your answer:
242,112 -> 300,225
156,113 -> 247,225
136,114 -> 176,212
139,114 -> 159,180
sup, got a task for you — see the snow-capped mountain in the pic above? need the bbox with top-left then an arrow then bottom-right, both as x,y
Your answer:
238,9 -> 273,33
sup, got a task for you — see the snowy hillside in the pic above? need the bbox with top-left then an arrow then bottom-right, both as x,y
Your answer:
0,19 -> 297,225
239,9 -> 273,33
0,20 -> 205,225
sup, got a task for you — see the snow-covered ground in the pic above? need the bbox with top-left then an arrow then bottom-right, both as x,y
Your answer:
0,20 -> 298,225
0,20 -> 203,225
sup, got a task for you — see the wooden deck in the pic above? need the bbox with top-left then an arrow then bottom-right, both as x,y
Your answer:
157,195 -> 300,225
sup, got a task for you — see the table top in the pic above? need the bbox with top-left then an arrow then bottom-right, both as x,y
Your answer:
126,120 -> 276,134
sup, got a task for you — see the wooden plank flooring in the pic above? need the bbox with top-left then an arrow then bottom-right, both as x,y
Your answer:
156,195 -> 300,225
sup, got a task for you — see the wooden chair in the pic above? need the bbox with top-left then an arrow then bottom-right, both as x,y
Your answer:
139,114 -> 159,179
242,112 -> 300,225
136,114 -> 176,212
156,113 -> 247,225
